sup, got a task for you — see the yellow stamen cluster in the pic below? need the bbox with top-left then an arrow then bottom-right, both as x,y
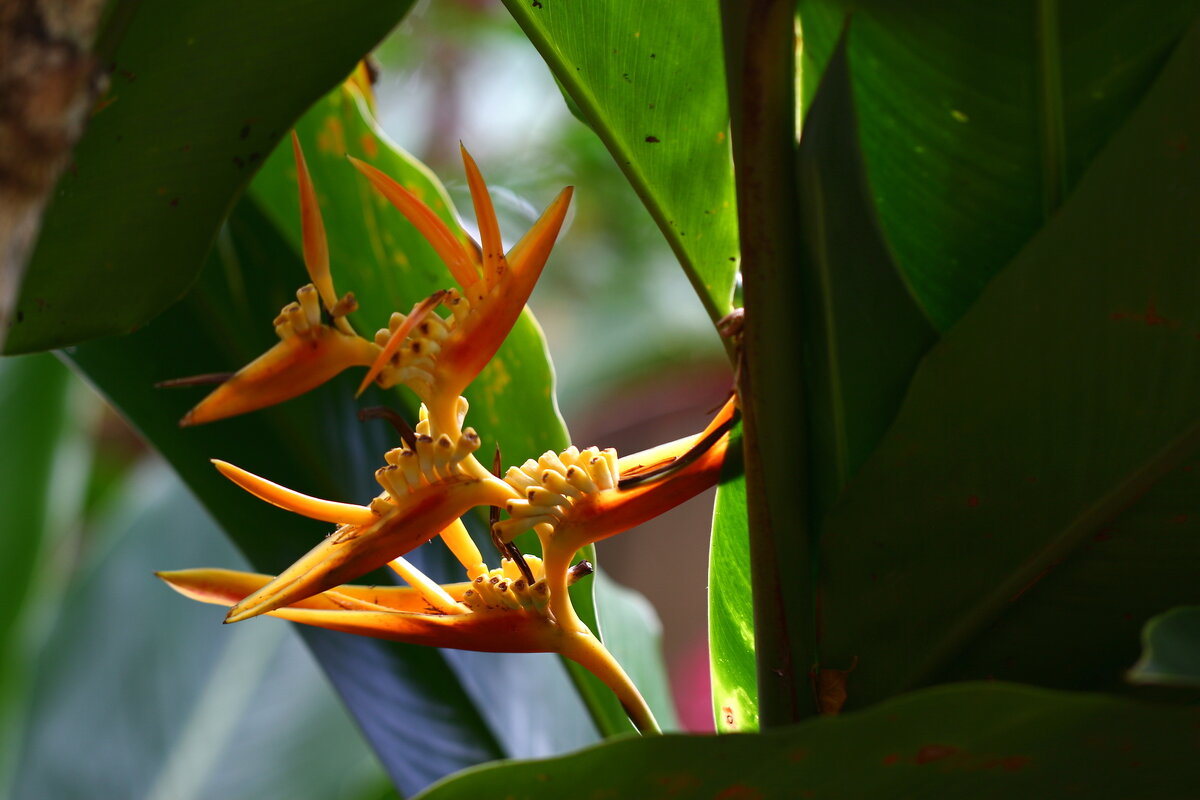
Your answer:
461,555 -> 552,616
495,446 -> 620,541
372,289 -> 471,397
272,283 -> 358,340
368,399 -> 480,516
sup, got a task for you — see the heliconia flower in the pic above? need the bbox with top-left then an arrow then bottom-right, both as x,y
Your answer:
178,136 -> 571,436
159,542 -> 660,732
494,395 -> 738,629
211,399 -> 519,623
351,145 -> 572,436
161,395 -> 736,731
181,134 -> 382,427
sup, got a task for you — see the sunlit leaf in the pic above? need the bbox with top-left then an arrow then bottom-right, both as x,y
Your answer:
503,0 -> 739,320
707,431 -> 756,732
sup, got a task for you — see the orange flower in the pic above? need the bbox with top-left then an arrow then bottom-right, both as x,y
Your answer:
163,396 -> 736,733
162,128 -> 738,735
179,138 -> 571,435
181,134 -> 379,426
160,545 -> 656,731
208,400 -> 518,623
351,146 -> 571,436
494,395 -> 737,629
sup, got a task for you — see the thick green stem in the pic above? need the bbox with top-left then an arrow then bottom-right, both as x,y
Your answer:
721,0 -> 817,724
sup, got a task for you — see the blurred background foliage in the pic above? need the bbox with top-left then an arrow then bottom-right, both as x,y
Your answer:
2,1 -> 729,796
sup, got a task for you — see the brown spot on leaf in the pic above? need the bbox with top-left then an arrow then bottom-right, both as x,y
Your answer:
1001,755 -> 1031,771
916,745 -> 960,764
645,135 -> 660,143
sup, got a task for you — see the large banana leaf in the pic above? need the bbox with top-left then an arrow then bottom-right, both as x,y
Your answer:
817,18 -> 1200,707
414,684 -> 1199,799
502,0 -> 740,320
5,0 -> 416,354
799,0 -> 1200,329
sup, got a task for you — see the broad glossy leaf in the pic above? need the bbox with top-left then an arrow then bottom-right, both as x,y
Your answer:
707,429 -> 756,732
414,684 -> 1200,799
5,0 -> 415,354
1128,606 -> 1200,688
799,0 -> 1199,329
817,20 -> 1200,707
795,27 -> 937,526
12,465 -> 397,800
503,0 -> 739,320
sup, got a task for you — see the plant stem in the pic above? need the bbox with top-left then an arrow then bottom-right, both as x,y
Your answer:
720,0 -> 817,725
1035,0 -> 1067,218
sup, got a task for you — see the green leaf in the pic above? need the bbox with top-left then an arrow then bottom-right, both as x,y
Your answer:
707,429 -> 757,732
0,354 -> 76,795
593,569 -> 679,731
5,0 -> 415,354
795,24 -> 937,525
502,0 -> 740,320
12,465 -> 398,800
817,19 -> 1200,707
798,0 -> 1200,329
1129,606 -> 1200,688
413,684 -> 1200,799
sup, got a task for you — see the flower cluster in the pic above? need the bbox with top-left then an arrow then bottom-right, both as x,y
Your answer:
159,134 -> 735,734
